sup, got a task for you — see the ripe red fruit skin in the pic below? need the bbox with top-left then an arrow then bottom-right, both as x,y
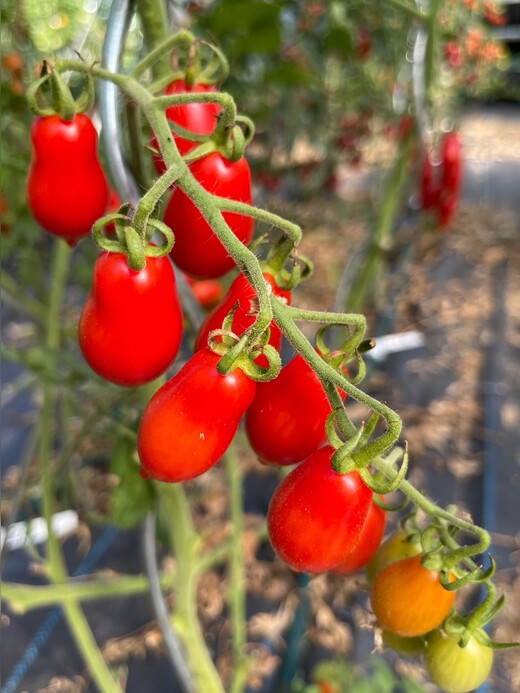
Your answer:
137,348 -> 257,483
194,272 -> 291,352
78,252 -> 182,387
164,152 -> 254,279
26,114 -> 109,245
151,79 -> 220,173
267,446 -> 372,573
329,496 -> 386,574
245,353 -> 341,466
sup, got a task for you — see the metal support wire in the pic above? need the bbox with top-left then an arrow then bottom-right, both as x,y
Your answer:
141,512 -> 194,693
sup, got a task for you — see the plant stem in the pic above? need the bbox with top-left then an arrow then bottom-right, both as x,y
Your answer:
225,444 -> 248,693
135,0 -> 170,80
159,483 -> 226,693
387,0 -> 427,21
40,240 -> 122,693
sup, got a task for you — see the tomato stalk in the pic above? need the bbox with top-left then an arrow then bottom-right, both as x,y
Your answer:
158,483 -> 226,693
225,442 -> 250,693
39,240 -> 122,693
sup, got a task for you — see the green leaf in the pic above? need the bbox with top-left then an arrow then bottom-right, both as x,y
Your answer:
109,439 -> 155,529
264,61 -> 315,87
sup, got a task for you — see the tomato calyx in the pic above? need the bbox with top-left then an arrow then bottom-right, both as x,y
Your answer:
26,60 -> 94,121
255,234 -> 314,292
207,309 -> 282,383
92,209 -> 175,271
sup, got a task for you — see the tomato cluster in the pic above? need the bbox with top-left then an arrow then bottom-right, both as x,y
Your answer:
420,131 -> 462,229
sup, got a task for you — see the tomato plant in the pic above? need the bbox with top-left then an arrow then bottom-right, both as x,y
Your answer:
164,152 -> 254,278
329,496 -> 386,574
245,353 -> 344,466
26,114 -> 110,245
425,628 -> 494,693
267,446 -> 372,573
365,528 -> 422,584
137,347 -> 256,482
370,554 -> 455,637
151,79 -> 220,173
78,251 -> 183,387
194,271 -> 291,352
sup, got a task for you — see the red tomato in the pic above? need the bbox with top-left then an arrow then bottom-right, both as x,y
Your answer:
185,275 -> 224,309
441,131 -> 462,192
78,252 -> 182,386
420,156 -> 440,210
194,272 -> 291,352
137,347 -> 256,482
267,446 -> 372,573
164,152 -> 254,278
26,114 -> 110,245
245,353 -> 342,466
151,79 -> 220,173
370,554 -> 455,637
329,496 -> 386,574
424,628 -> 493,693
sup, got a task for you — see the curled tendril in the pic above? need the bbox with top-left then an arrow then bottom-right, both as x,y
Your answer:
26,62 -> 94,119
325,410 -> 345,449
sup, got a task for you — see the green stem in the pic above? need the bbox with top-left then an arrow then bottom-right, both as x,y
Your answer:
135,0 -> 170,80
271,298 -> 402,464
225,444 -> 248,693
159,483 -> 225,693
387,0 -> 427,21
425,0 -> 443,94
40,240 -> 121,693
2,573 -> 172,613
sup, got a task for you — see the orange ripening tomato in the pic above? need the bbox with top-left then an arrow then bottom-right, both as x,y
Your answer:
370,554 -> 455,637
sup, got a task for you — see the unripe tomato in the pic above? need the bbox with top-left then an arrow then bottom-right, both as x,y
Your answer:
26,114 -> 109,245
137,347 -> 256,483
245,353 -> 341,466
370,554 -> 455,637
424,629 -> 493,693
78,252 -> 182,386
365,529 -> 422,584
329,496 -> 386,574
194,272 -> 291,352
381,630 -> 426,656
164,152 -> 254,278
151,79 -> 220,173
267,446 -> 372,573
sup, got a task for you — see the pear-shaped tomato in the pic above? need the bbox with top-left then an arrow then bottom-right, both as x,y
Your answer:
151,79 -> 220,173
164,152 -> 254,278
267,446 -> 372,573
245,352 -> 343,466
194,272 -> 291,352
137,347 -> 256,482
26,114 -> 109,245
78,252 -> 182,387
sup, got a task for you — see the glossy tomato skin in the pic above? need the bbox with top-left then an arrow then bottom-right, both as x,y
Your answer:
78,252 -> 182,387
365,529 -> 422,584
245,353 -> 341,466
151,79 -> 220,173
424,629 -> 493,693
26,114 -> 109,245
164,152 -> 254,279
267,446 -> 372,573
137,347 -> 257,482
329,496 -> 386,574
370,554 -> 455,637
194,272 -> 291,352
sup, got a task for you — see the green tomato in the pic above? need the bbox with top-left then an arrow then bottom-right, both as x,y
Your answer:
365,529 -> 421,584
382,629 -> 426,656
424,629 -> 493,693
